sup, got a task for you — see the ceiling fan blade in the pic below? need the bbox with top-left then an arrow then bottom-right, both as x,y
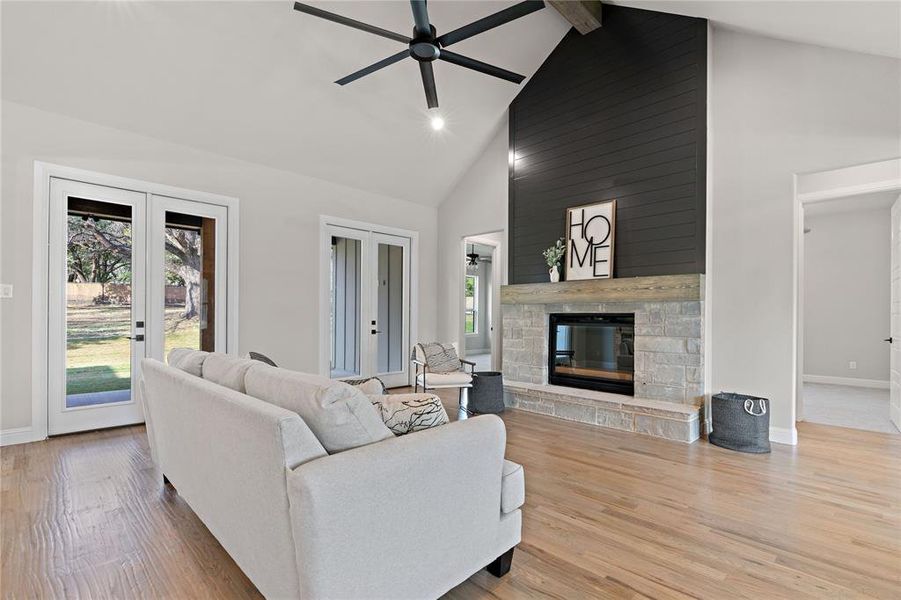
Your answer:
438,49 -> 526,84
335,50 -> 410,85
419,62 -> 439,108
436,0 -> 545,48
410,0 -> 431,36
293,2 -> 411,44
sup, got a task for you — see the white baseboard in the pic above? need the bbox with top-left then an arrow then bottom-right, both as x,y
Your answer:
0,427 -> 40,447
769,426 -> 798,446
803,374 -> 890,389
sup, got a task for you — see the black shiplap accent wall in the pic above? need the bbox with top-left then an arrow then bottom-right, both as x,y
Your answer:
508,5 -> 707,284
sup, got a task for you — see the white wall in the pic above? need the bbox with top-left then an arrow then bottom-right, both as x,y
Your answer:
436,119 -> 509,346
0,100 -> 438,432
804,207 -> 891,382
709,29 -> 901,437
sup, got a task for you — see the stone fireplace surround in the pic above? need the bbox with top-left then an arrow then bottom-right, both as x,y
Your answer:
501,274 -> 705,443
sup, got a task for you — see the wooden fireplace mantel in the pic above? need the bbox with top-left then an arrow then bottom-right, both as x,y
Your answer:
500,274 -> 704,305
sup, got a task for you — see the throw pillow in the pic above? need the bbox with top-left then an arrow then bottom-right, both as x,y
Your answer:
244,366 -> 393,453
368,393 -> 449,435
415,342 -> 461,374
248,351 -> 278,367
345,377 -> 387,395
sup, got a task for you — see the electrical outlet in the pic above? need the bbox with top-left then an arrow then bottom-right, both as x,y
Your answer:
849,361 -> 857,370
0,284 -> 12,299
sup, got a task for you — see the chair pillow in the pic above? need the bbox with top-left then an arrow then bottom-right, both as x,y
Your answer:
167,348 -> 209,377
368,393 -> 449,435
245,367 -> 393,453
415,342 -> 461,374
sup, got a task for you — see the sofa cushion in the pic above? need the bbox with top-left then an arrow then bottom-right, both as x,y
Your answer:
501,460 -> 525,514
245,367 -> 393,454
167,348 -> 209,377
368,393 -> 449,435
416,371 -> 473,387
202,353 -> 260,393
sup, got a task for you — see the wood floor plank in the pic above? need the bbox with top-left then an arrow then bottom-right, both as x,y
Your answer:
1,390 -> 899,599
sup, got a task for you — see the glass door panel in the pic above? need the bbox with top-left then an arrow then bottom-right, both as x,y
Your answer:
49,179 -> 146,435
372,233 -> 410,387
330,233 -> 365,378
148,196 -> 228,361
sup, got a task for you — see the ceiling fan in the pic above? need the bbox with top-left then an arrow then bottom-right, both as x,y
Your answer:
292,0 -> 546,110
466,244 -> 481,266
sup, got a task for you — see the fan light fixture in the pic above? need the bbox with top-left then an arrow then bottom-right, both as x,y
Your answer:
292,1 -> 545,110
466,244 -> 480,273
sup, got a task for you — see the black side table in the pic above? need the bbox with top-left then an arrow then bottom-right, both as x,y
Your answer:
469,371 -> 505,414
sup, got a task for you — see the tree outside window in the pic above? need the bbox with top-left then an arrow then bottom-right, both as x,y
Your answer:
465,275 -> 478,334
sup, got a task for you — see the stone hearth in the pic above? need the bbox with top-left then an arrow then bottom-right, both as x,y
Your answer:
501,275 -> 705,443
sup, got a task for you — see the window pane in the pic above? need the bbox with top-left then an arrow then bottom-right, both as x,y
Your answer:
376,242 -> 404,373
465,311 -> 475,334
65,203 -> 132,408
163,215 -> 204,357
330,236 -> 362,377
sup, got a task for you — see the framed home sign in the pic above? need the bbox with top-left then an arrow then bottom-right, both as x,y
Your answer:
565,200 -> 616,280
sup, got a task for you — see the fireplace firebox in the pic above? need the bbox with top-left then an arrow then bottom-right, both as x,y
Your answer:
548,313 -> 635,395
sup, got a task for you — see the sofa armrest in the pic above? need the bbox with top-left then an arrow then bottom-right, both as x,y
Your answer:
286,415 -> 517,599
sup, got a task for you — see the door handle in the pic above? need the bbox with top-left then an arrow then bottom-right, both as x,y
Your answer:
371,329 -> 382,335
885,337 -> 893,344
126,334 -> 145,342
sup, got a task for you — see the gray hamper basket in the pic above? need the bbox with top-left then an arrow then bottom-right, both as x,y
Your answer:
468,371 -> 505,414
708,392 -> 771,453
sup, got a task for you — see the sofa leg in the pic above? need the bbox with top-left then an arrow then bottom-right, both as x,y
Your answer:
487,547 -> 514,577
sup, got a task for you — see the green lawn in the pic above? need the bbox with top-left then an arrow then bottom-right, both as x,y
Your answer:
66,305 -> 200,396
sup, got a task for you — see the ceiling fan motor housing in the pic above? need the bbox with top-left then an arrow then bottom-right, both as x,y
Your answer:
410,25 -> 440,62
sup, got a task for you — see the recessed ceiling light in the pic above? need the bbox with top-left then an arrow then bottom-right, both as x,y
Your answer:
430,115 -> 445,131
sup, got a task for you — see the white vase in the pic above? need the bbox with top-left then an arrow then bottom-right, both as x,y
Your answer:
549,265 -> 560,283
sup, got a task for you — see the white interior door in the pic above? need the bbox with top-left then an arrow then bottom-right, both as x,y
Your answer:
326,225 -> 411,387
147,195 -> 229,361
891,195 -> 900,431
48,178 -> 147,435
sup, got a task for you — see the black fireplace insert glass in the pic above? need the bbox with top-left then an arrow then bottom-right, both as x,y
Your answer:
548,313 -> 635,395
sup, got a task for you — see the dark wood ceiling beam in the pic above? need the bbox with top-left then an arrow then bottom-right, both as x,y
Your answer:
547,1 -> 602,34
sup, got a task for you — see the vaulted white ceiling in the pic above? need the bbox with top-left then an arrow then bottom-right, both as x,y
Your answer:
1,1 -> 570,205
615,0 -> 901,59
4,2 -> 898,207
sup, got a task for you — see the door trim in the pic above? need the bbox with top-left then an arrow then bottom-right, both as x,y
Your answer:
318,215 -> 419,384
29,161 -> 240,444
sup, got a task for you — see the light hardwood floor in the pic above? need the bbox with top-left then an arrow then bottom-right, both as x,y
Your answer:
2,390 -> 899,599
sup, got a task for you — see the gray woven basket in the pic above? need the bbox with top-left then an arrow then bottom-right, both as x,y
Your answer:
708,392 -> 771,453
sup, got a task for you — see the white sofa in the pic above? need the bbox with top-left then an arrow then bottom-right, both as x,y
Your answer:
140,354 -> 524,599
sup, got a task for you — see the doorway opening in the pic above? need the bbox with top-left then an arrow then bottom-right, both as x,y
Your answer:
795,159 -> 901,435
461,233 -> 503,372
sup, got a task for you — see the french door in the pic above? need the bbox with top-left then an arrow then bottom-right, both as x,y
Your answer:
48,178 -> 230,435
327,225 -> 411,387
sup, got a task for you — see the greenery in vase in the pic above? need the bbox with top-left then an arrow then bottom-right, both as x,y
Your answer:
542,238 -> 565,269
